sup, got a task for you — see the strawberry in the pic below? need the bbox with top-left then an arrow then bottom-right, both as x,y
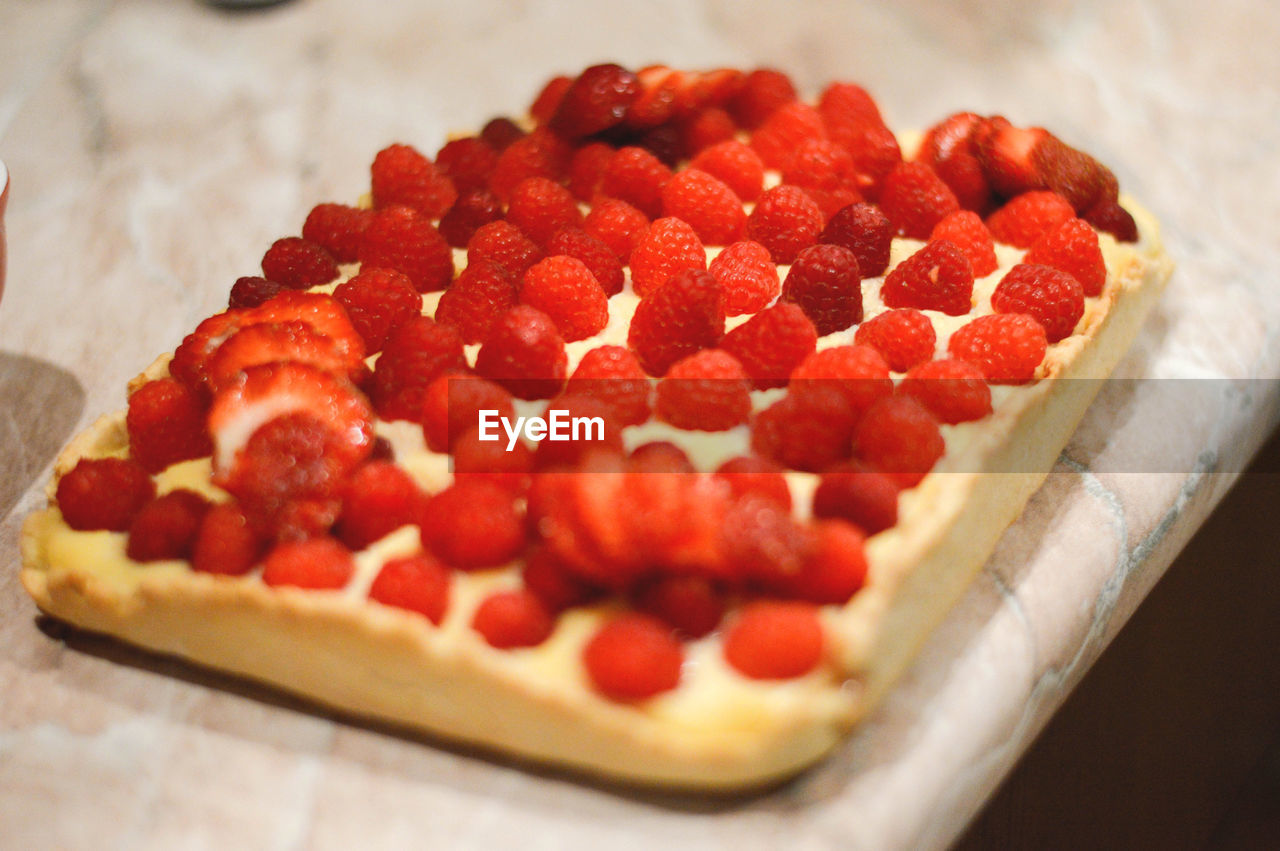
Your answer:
917,111 -> 993,213
548,64 -> 641,139
972,117 -> 1048,198
204,321 -> 363,392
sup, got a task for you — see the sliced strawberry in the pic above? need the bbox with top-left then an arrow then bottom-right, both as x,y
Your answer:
204,321 -> 363,391
917,111 -> 994,213
626,65 -> 685,128
248,291 -> 365,358
170,309 -> 249,391
973,117 -> 1048,199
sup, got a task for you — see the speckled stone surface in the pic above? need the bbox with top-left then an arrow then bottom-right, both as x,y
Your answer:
1,1 -> 1277,848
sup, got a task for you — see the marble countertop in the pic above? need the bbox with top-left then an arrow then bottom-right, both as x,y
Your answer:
2,1 -> 1277,848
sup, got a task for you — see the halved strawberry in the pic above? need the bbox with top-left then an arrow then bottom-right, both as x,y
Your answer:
973,117 -> 1048,199
248,291 -> 365,359
170,309 -> 249,392
626,65 -> 685,128
204,321 -> 364,392
917,111 -> 993,213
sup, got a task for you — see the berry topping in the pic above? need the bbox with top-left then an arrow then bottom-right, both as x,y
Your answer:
947,313 -> 1048,384
452,424 -> 534,493
917,112 -> 993,214
126,490 -> 211,563
973,117 -> 1047,198
192,501 -> 263,575
689,139 -> 765,202
627,268 -> 724,376
436,188 -> 504,248
471,589 -> 555,649
370,143 -> 457,218
421,479 -> 525,569
566,345 -> 652,426
566,141 -> 615,201
678,105 -> 738,155
228,276 -> 284,310
816,81 -> 884,128
336,461 -> 425,550
1032,135 -> 1110,213
519,255 -> 609,342
302,202 -> 373,264
723,602 -> 824,680
369,315 -> 468,420
545,227 -> 625,296
480,116 -> 525,151
205,320 -> 362,393
521,547 -> 599,611
714,455 -> 793,509
530,74 -> 573,124
991,263 -> 1085,343
882,239 -> 975,316
746,184 -> 824,265
582,197 -> 650,263
985,190 -> 1075,248
708,240 -> 779,316
792,518 -> 869,604
475,305 -> 568,400
898,358 -> 993,424
818,202 -> 893,278
752,385 -> 858,472
750,101 -> 827,170
506,177 -> 583,246
548,64 -> 641,139
930,209 -> 998,278
261,536 -> 354,590
781,243 -> 864,335
368,553 -> 451,625
333,267 -> 422,353
854,396 -> 944,487
784,138 -> 859,194
359,205 -> 454,292
1083,197 -> 1139,243
655,349 -> 752,431
488,130 -> 571,201
823,115 -> 903,201
719,302 -> 818,389
56,457 -> 156,532
633,575 -> 725,638
260,237 -> 339,290
466,220 -> 544,279
1023,217 -> 1107,297
600,146 -> 672,219
727,68 -> 798,129
812,460 -> 900,535
127,377 -> 213,473
584,614 -> 684,701
878,161 -> 961,239
433,258 -> 518,345
531,394 -> 626,470
853,308 -> 937,373
421,372 -> 515,453
434,136 -> 498,195
248,291 -> 365,350
659,168 -> 746,245
628,216 -> 708,298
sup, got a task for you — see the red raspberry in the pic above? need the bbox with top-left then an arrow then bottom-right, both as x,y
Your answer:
1023,217 -> 1106,297
724,602 -> 824,680
817,81 -> 883,129
370,143 -> 457,218
260,237 -> 338,290
1083,197 -> 1139,243
972,117 -> 1048,198
720,302 -> 817,389
690,140 -> 765,202
433,258 -> 517,345
488,130 -> 570,202
818,202 -> 893,278
812,460 -> 900,535
531,394 -> 626,470
125,490 -> 211,562
659,168 -> 746,246
898,358 -> 992,424
600,146 -> 672,219
986,190 -> 1075,248
930,209 -> 998,278
655,349 -> 751,431
228,276 -> 283,309
882,240 -> 975,316
548,64 -> 641,138
565,141 -> 612,201
302,203 -> 373,263
628,216 -> 707,297
566,345 -> 652,425
678,106 -> 737,155
789,133 -> 862,188
420,479 -> 525,569
466,220 -> 544,279
421,372 -> 515,452
475,305 -> 568,400
627,268 -> 724,376
583,198 -> 649,263
992,263 -> 1084,343
707,240 -> 778,316
628,441 -> 694,473
359,205 -> 454,292
853,308 -> 937,373
750,102 -> 827,170
751,385 -> 858,472
633,576 -> 725,638
127,378 -> 213,473
506,177 -> 583,246
545,227 -> 624,296
481,117 -> 525,151
583,614 -> 684,700
746,185 -> 823,265
452,424 -> 534,493
790,344 -> 893,415
854,396 -> 944,488
635,123 -> 685,167
262,536 -> 354,589
719,492 -> 808,593
521,547 -> 599,611
804,188 -> 862,223
370,315 -> 468,421
879,161 -> 961,239
781,243 -> 863,335
436,188 -> 504,248
530,74 -> 572,124
191,501 -> 263,575
948,313 -> 1048,384
519,255 -> 609,342
791,519 -> 869,603
727,68 -> 798,129
333,267 -> 422,353
917,112 -> 994,214
433,136 -> 497,194
472,589 -> 555,649
336,461 -> 425,550
714,455 -> 792,509
368,553 -> 451,625
818,94 -> 902,200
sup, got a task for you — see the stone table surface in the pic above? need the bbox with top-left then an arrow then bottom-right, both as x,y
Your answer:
1,1 -> 1277,848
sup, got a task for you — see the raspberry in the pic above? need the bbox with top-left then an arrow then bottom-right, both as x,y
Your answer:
947,313 -> 1048,384
721,493 -> 809,591
545,227 -> 625,296
548,64 -> 641,138
781,243 -> 863,335
917,112 -> 993,214
436,188 -> 504,248
262,536 -> 354,589
583,198 -> 649,263
854,396 -> 944,487
750,101 -> 827,170
629,441 -> 695,473
566,345 -> 652,425
191,501 -> 262,575
972,117 -> 1048,198
818,202 -> 893,278
626,268 -> 724,376
600,146 -> 672,219
228,276 -> 283,309
751,386 -> 857,472
723,602 -> 824,680
336,461 -> 425,550
370,143 -> 457,218
879,161 -> 961,239
466,220 -> 544,279
628,216 -> 707,297
898,358 -> 992,424
433,136 -> 498,194
531,394 -> 625,470
727,68 -> 798,129
930,209 -> 998,278
369,553 -> 451,625
205,321 -> 361,393
521,547 -> 599,611
420,479 -> 525,569
853,308 -> 937,372
791,519 -> 868,604
659,168 -> 746,245
633,123 -> 684,167
986,190 -> 1075,248
260,237 -> 338,290
1083,197 -> 1138,243
745,185 -> 823,265
302,203 -> 373,263
633,576 -> 725,638
678,106 -> 737,155
690,140 -> 765,202
56,457 -> 155,532
991,263 -> 1084,343
707,240 -> 779,316
714,455 -> 792,509
655,349 -> 751,431
812,460 -> 900,535
506,177 -> 583,246
369,315 -> 468,420
561,143 -> 610,203
452,424 -> 534,493
719,302 -> 817,389
127,378 -> 213,473
421,372 -> 515,452
817,81 -> 884,128
124,490 -> 211,562
471,589 -> 555,649
519,255 -> 609,342
789,345 -> 893,415
433,258 -> 517,345
583,614 -> 684,701
818,98 -> 902,200
489,128 -> 572,200
481,117 -> 526,151
783,138 -> 860,195
333,267 -> 422,353
529,74 -> 572,124
475,305 -> 568,400
358,205 -> 454,292
882,239 -> 975,316
1023,217 -> 1106,297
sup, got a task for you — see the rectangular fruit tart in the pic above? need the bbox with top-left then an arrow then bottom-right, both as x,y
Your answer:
20,65 -> 1172,791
